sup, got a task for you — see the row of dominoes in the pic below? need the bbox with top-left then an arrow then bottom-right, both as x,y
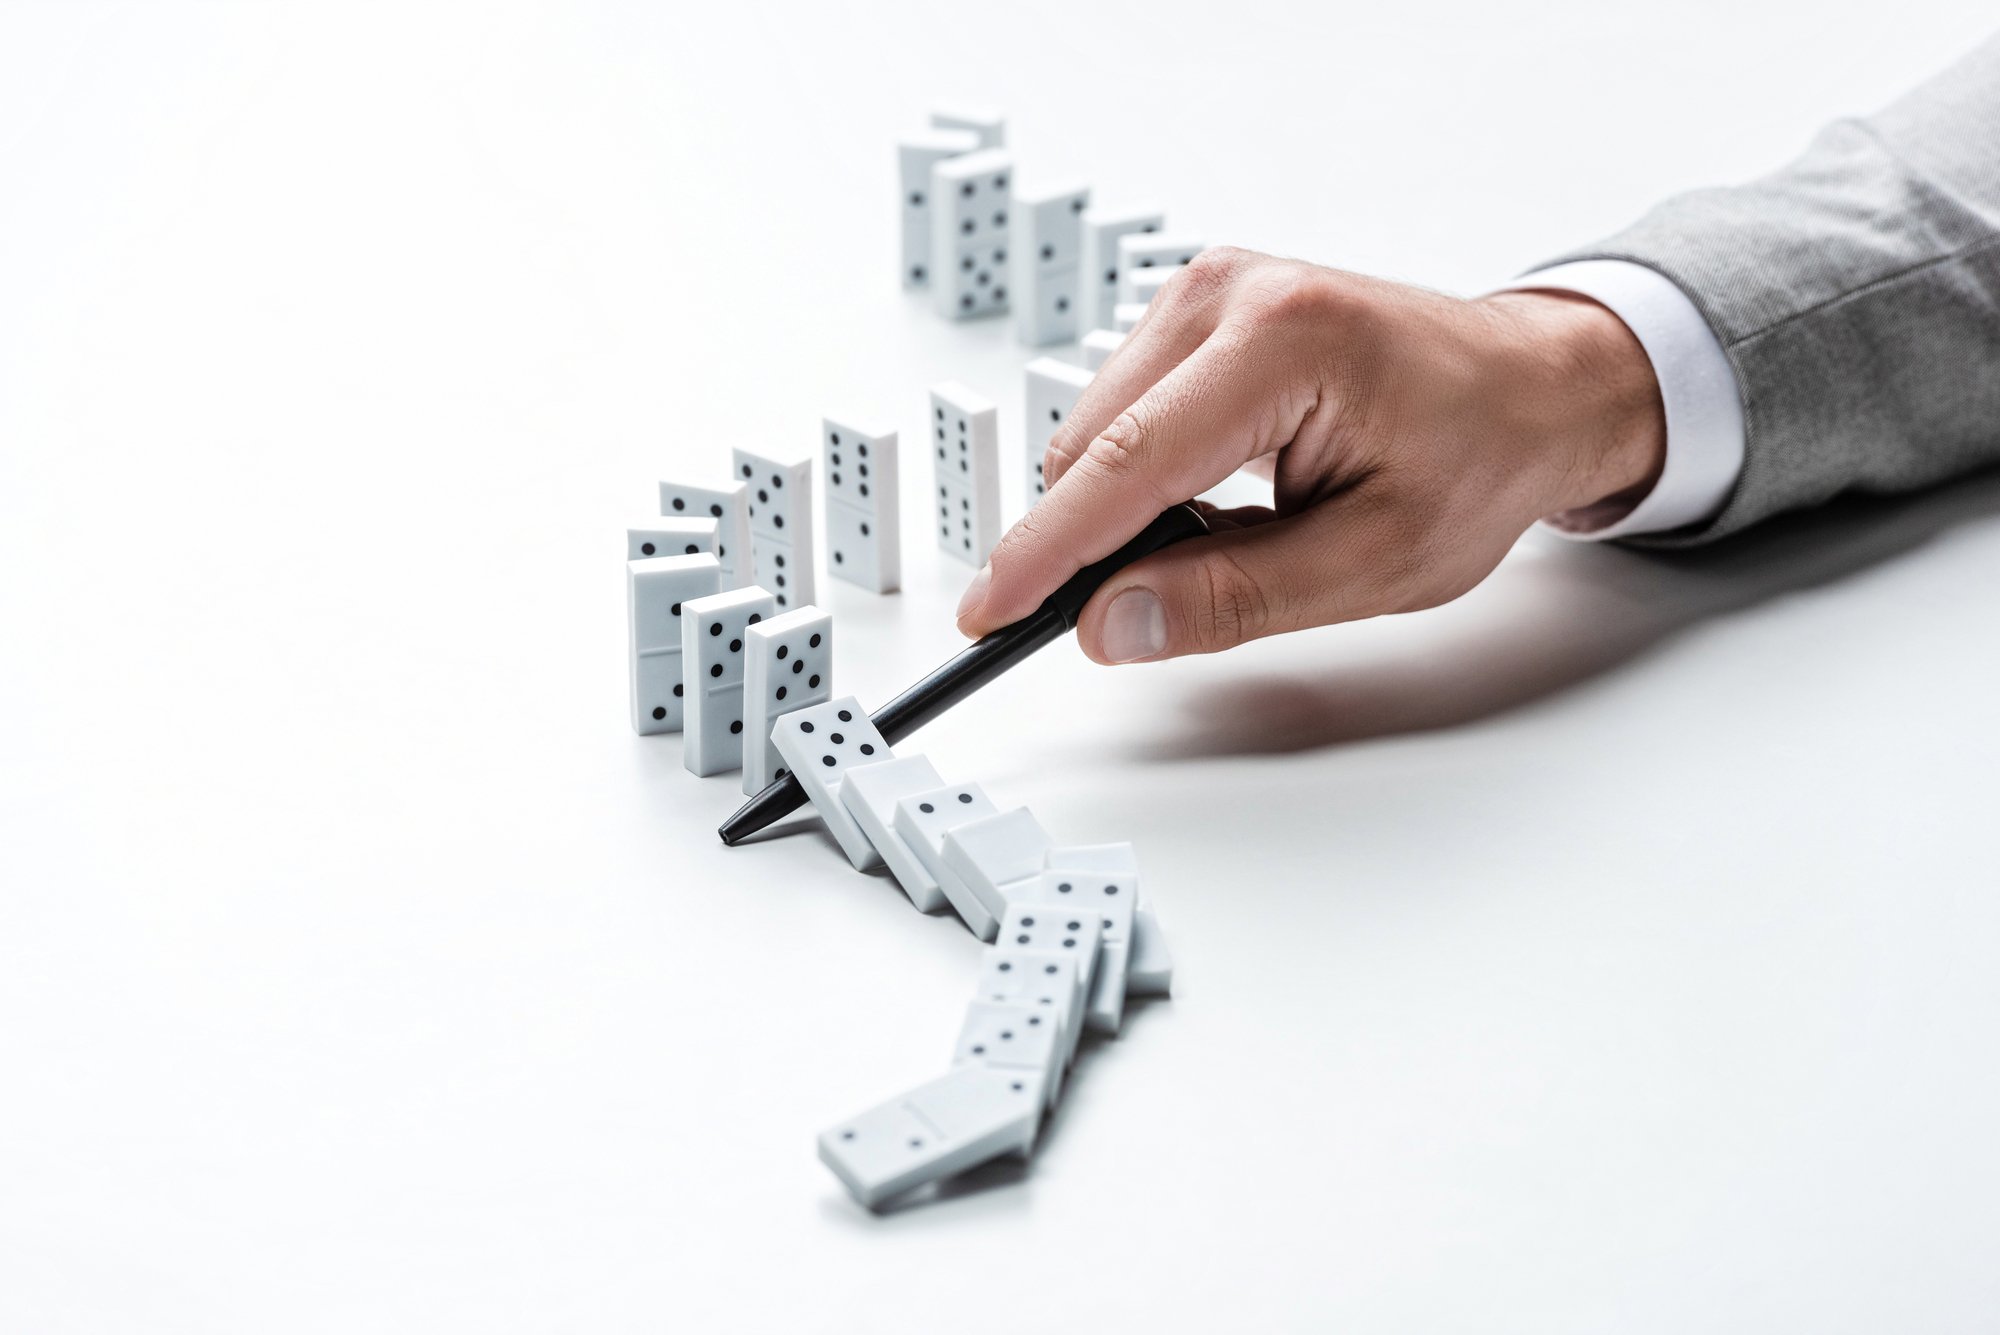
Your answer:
896,109 -> 1207,350
759,695 -> 1174,1208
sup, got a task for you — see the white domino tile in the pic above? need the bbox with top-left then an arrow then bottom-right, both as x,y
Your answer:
625,553 -> 720,736
1080,327 -> 1125,371
1030,865 -> 1138,1034
1079,205 -> 1165,330
1011,182 -> 1090,347
657,480 -> 750,589
770,697 -> 892,872
822,416 -> 901,594
897,129 -> 979,288
817,1063 -> 1042,1210
993,901 -> 1104,1077
975,944 -> 1088,1072
939,806 -> 1054,930
1112,303 -> 1148,333
839,755 -> 948,912
625,517 -> 716,562
1124,266 -> 1178,307
1115,232 -> 1204,303
929,106 -> 1006,149
740,605 -> 831,795
953,1000 -> 1066,1108
1129,905 -> 1174,997
928,380 -> 1001,565
930,149 -> 1014,321
893,782 -> 1002,938
680,585 -> 777,776
1022,357 -> 1093,507
731,448 -> 815,612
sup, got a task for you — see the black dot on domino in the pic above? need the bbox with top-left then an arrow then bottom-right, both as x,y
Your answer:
651,706 -> 665,720
821,755 -> 835,767
809,634 -> 821,648
800,721 -> 814,733
956,792 -> 973,803
673,684 -> 683,697
729,720 -> 741,734
791,660 -> 803,675
641,541 -> 656,555
919,802 -> 935,814
775,685 -> 787,701
776,645 -> 788,660
808,674 -> 820,688
838,709 -> 852,722
709,664 -> 722,678
829,732 -> 843,745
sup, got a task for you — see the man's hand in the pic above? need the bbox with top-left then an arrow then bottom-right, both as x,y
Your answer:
953,248 -> 1667,662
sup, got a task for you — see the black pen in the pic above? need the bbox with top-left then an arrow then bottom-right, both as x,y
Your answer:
718,502 -> 1210,845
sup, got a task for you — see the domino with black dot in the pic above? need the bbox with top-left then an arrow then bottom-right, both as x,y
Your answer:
822,416 -> 901,594
927,380 -> 1001,565
625,553 -> 720,736
817,1062 -> 1041,1211
625,517 -> 716,562
740,605 -> 831,796
930,149 -> 1014,321
1079,205 -> 1164,331
657,480 -> 749,589
897,129 -> 979,288
680,585 -> 777,777
1011,182 -> 1090,347
731,447 -> 816,611
1115,232 -> 1204,304
770,696 -> 892,872
1022,357 -> 1092,508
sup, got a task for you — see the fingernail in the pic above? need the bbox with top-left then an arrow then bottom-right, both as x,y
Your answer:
956,564 -> 992,623
1101,587 -> 1167,663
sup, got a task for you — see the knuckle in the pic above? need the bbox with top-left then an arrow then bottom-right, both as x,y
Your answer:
1191,547 -> 1271,651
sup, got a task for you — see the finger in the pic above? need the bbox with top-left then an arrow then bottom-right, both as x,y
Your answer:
1044,248 -> 1255,491
958,324 -> 1317,637
1076,489 -> 1415,663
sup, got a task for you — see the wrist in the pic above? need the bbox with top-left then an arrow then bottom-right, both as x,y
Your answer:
1481,289 -> 1666,520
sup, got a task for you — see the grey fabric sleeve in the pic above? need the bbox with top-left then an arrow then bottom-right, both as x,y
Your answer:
1538,35 -> 2000,545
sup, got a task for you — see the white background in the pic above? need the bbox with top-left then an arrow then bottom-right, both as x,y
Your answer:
4,2 -> 1999,1331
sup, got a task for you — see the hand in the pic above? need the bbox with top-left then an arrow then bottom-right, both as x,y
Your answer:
953,248 -> 1667,662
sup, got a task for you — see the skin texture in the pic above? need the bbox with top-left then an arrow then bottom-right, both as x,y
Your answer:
954,247 -> 1668,663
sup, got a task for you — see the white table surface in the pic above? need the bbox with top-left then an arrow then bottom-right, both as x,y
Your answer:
5,3 -> 2000,1331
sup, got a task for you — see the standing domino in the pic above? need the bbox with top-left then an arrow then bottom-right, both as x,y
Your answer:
1078,206 -> 1164,330
658,480 -> 750,589
818,1063 -> 1041,1210
625,553 -> 720,736
930,106 -> 1006,148
898,129 -> 979,288
739,605 -> 831,796
839,755 -> 949,912
1011,182 -> 1090,346
1021,358 -> 1093,507
626,517 -> 716,561
731,448 -> 815,612
770,696 -> 892,872
1080,328 -> 1125,371
928,381 -> 1001,565
930,149 -> 1014,321
822,417 -> 900,594
1115,233 -> 1205,303
1129,907 -> 1175,997
680,585 -> 777,776
1124,267 -> 1178,308
893,782 -> 1002,938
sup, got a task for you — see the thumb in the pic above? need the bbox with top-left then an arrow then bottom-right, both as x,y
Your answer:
1075,497 -> 1400,663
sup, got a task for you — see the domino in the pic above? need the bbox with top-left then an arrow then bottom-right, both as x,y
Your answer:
770,696 -> 891,872
939,806 -> 1055,934
731,448 -> 816,612
928,380 -> 1001,565
1115,233 -> 1205,303
1022,357 -> 1093,506
893,782 -> 1002,938
1129,905 -> 1174,997
953,1001 -> 1066,1110
818,1063 -> 1043,1210
1078,205 -> 1164,330
976,943 -> 1089,1072
680,585 -> 777,776
1124,267 -> 1178,308
626,517 -> 716,561
839,755 -> 949,912
658,480 -> 750,589
930,106 -> 1006,148
993,903 -> 1102,1074
822,416 -> 901,594
1112,303 -> 1148,333
625,553 -> 721,736
930,149 -> 1014,321
1080,327 -> 1125,371
1030,865 -> 1138,1033
740,605 -> 831,796
897,129 -> 979,288
1010,182 -> 1090,346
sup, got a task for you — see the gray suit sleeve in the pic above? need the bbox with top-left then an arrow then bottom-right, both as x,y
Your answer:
1540,35 -> 2000,544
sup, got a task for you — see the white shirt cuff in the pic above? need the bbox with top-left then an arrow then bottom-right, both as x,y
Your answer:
1498,259 -> 1745,540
